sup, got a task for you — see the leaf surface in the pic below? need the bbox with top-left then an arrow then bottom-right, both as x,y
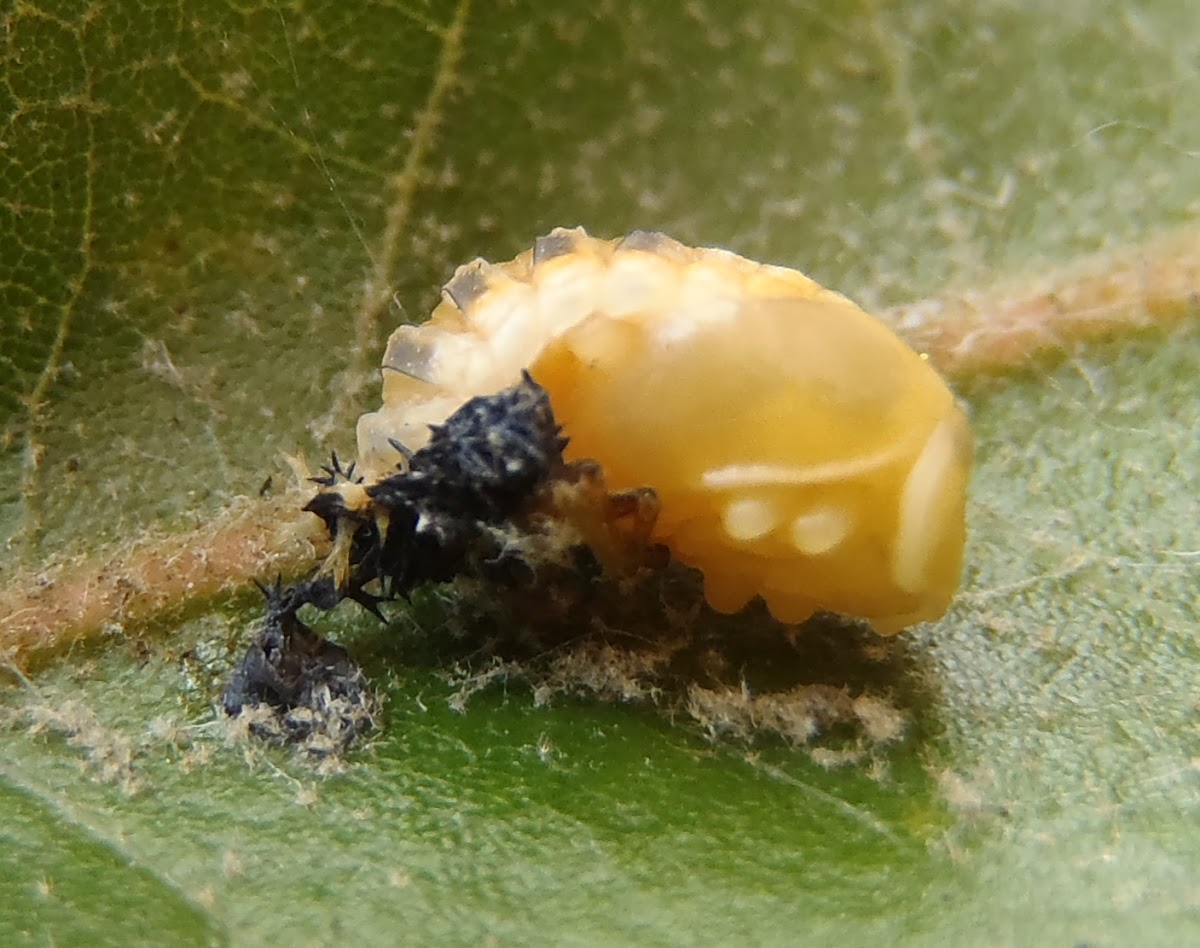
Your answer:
2,2 -> 1198,944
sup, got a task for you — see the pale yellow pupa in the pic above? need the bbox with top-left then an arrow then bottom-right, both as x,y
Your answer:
355,228 -> 972,634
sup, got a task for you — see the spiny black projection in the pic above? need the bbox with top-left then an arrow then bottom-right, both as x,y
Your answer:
222,373 -> 568,748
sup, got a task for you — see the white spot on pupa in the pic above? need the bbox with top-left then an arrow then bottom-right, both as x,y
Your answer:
701,441 -> 907,490
722,497 -> 783,542
790,507 -> 851,556
892,418 -> 958,594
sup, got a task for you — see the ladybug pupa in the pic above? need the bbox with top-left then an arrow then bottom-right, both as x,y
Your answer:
353,227 -> 972,635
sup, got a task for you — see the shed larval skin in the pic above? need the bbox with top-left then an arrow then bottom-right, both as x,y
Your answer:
356,228 -> 972,634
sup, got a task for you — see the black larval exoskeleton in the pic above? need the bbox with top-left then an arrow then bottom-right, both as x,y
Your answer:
299,370 -> 568,597
377,369 -> 567,520
222,372 -> 570,750
221,578 -> 377,754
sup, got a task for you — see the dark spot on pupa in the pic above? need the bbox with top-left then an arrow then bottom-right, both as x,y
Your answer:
382,331 -> 437,383
533,227 -> 585,264
443,261 -> 490,311
618,230 -> 687,258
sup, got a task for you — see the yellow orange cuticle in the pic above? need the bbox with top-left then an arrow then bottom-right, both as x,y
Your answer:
358,228 -> 972,633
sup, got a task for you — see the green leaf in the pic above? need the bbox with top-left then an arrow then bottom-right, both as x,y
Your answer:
2,2 -> 1198,944
0,778 -> 221,946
